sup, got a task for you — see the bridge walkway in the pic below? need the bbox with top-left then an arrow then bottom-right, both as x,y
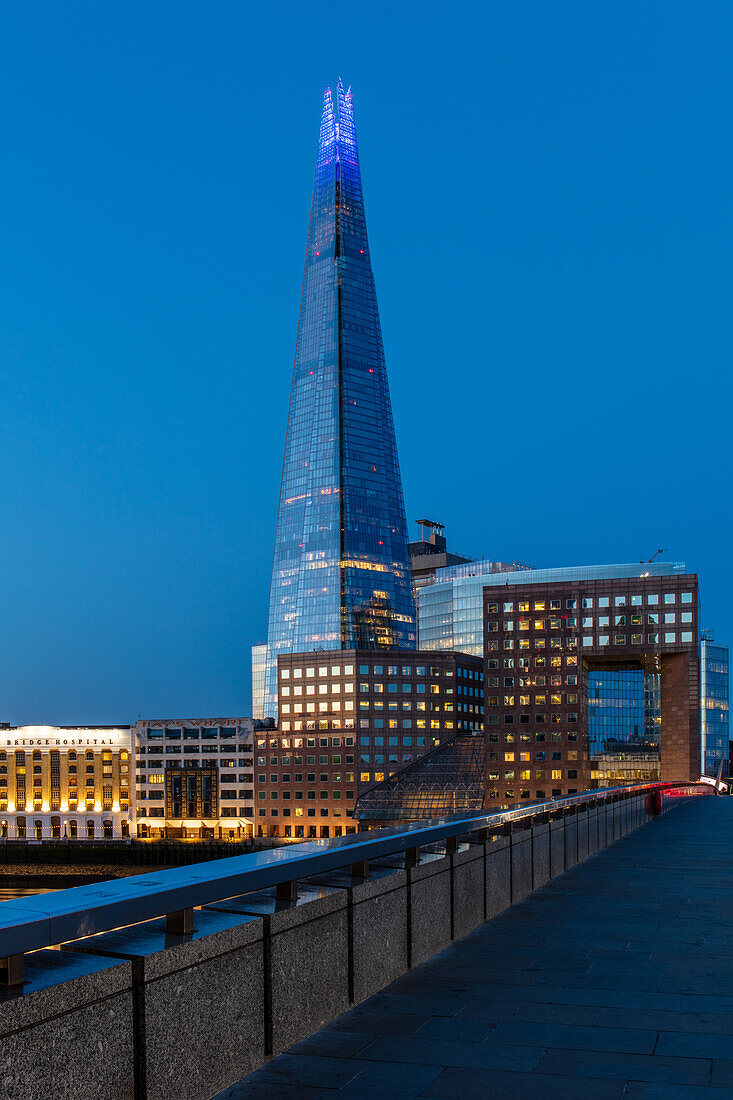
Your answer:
216,797 -> 733,1099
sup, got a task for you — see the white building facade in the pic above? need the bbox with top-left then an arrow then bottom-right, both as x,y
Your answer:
0,725 -> 133,840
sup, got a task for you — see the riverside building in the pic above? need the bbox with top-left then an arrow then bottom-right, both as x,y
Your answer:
484,571 -> 700,803
0,725 -> 133,840
254,648 -> 483,839
357,563 -> 703,823
133,718 -> 258,839
254,81 -> 416,719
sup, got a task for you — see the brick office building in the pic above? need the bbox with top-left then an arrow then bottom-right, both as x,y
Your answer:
255,648 -> 484,839
484,572 -> 699,805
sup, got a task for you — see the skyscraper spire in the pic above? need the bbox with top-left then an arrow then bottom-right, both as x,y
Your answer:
260,83 -> 416,716
317,85 -> 336,168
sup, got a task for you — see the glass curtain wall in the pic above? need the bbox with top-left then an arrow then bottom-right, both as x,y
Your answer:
587,665 -> 661,786
263,83 -> 415,715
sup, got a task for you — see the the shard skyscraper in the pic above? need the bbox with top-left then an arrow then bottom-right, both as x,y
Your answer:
256,81 -> 416,717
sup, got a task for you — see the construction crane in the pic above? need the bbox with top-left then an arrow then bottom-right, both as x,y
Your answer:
640,549 -> 666,564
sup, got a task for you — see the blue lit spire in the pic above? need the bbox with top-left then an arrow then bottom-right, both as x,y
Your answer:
317,85 -> 336,168
261,83 -> 416,717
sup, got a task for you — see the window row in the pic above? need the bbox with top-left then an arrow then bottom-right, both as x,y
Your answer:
491,593 -> 693,613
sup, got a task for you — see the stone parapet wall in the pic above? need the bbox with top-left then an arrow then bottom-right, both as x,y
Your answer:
0,789 -> 692,1100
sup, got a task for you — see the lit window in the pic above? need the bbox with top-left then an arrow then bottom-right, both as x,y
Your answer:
599,635 -> 609,646
681,631 -> 693,642
664,613 -> 675,624
647,594 -> 658,605
582,636 -> 593,647
664,632 -> 676,643
681,592 -> 693,604
664,593 -> 675,605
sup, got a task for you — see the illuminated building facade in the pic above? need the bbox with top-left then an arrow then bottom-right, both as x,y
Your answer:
0,725 -> 133,840
255,648 -> 483,839
484,572 -> 699,805
260,81 -> 415,718
418,560 -> 684,657
359,568 -> 702,825
700,631 -> 729,776
133,718 -> 257,839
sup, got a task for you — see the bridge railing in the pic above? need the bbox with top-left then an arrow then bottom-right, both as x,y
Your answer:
0,780 -> 706,975
0,780 -> 714,1100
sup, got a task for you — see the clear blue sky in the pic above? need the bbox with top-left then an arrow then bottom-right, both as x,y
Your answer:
1,2 -> 730,724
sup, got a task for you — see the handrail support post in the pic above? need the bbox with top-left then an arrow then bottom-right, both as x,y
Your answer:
276,879 -> 298,901
0,954 -> 25,987
166,908 -> 194,935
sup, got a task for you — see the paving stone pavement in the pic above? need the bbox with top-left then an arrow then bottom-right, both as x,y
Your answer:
214,797 -> 733,1099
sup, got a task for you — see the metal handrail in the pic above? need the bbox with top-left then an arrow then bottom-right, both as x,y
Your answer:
0,782 -> 704,964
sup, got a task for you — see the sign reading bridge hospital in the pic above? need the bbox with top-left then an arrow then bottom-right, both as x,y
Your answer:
0,725 -> 132,750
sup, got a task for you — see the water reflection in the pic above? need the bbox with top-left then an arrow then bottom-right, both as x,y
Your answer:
0,886 -> 56,902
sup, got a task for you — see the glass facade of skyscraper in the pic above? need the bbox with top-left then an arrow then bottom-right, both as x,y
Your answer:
261,83 -> 415,716
700,631 -> 729,776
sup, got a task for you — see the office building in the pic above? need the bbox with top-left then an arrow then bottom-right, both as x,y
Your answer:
358,564 -> 702,822
0,725 -> 133,839
418,560 -> 686,656
254,648 -> 483,839
485,571 -> 699,803
133,718 -> 258,839
700,631 -> 729,776
259,82 -> 416,719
